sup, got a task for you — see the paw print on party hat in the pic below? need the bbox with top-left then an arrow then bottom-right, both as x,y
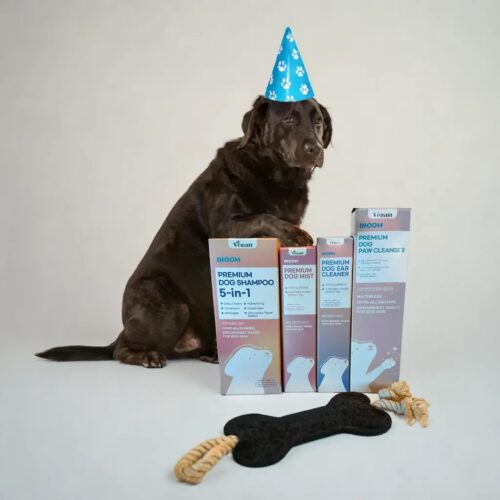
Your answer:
265,27 -> 315,102
281,77 -> 291,90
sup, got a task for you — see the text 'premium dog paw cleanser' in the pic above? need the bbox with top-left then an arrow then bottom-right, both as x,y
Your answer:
209,239 -> 282,395
350,208 -> 411,393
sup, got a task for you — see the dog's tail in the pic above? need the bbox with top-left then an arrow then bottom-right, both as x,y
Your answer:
35,340 -> 117,362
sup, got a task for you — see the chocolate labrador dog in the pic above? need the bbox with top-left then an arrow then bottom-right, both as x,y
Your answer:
36,95 -> 332,368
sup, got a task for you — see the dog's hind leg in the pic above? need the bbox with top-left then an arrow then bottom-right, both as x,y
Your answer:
114,278 -> 190,368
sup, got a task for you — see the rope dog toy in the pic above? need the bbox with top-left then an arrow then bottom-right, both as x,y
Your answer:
372,381 -> 430,427
174,382 -> 429,484
175,392 -> 390,484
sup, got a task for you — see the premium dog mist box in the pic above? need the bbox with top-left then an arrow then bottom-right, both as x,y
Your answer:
280,246 -> 317,392
316,237 -> 354,393
350,208 -> 411,393
208,238 -> 282,395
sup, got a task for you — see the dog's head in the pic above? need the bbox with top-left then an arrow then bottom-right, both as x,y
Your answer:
320,356 -> 349,375
287,356 -> 314,375
224,346 -> 273,379
238,95 -> 332,172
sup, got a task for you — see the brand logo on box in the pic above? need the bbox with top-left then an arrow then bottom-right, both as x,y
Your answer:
326,238 -> 345,245
228,239 -> 257,249
288,248 -> 306,256
368,209 -> 398,219
217,256 -> 241,262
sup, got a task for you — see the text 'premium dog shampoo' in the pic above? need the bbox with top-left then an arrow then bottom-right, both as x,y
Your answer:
208,238 -> 282,395
350,208 -> 411,393
280,247 -> 317,392
316,237 -> 353,393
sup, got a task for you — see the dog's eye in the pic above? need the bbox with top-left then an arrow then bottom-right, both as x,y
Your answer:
315,116 -> 323,125
283,115 -> 296,125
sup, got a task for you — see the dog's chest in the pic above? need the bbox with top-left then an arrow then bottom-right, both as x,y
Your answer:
266,184 -> 308,224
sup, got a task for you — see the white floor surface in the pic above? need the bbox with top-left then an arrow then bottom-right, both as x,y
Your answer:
1,337 -> 498,500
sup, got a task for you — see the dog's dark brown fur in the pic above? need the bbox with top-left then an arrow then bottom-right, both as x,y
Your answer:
36,96 -> 332,368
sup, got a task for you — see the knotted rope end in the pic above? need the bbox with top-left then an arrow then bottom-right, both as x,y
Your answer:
174,435 -> 239,485
376,381 -> 429,428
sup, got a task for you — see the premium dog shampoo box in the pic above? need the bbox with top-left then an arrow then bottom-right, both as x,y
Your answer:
208,238 -> 282,395
280,247 -> 317,392
316,237 -> 354,392
350,208 -> 411,393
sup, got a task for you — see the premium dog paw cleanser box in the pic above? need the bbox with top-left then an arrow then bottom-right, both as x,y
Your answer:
280,246 -> 317,392
316,237 -> 353,392
208,238 -> 282,395
350,208 -> 411,393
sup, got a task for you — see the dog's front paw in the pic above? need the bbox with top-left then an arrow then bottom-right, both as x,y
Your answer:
115,346 -> 167,368
139,350 -> 167,368
281,226 -> 314,247
200,351 -> 219,364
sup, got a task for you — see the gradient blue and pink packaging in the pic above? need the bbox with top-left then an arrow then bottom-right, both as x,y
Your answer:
350,208 -> 411,392
209,208 -> 411,396
280,247 -> 317,392
208,238 -> 282,395
316,237 -> 354,392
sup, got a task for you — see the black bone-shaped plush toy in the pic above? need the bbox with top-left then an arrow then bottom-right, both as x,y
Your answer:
225,392 -> 391,467
175,392 -> 392,483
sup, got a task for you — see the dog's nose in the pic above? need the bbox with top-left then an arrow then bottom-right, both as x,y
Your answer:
303,140 -> 319,157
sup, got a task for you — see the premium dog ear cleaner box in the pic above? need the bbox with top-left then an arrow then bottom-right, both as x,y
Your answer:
316,237 -> 353,393
350,208 -> 411,393
280,246 -> 317,392
208,238 -> 282,395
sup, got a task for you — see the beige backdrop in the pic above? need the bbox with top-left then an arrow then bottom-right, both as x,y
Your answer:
1,1 -> 499,499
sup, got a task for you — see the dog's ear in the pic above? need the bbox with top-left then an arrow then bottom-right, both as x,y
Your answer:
316,101 -> 333,148
238,95 -> 269,149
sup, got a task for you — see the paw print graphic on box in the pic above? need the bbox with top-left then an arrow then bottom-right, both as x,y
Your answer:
265,27 -> 315,102
350,341 -> 396,392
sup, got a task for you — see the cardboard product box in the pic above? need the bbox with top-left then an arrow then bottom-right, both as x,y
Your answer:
208,238 -> 282,395
316,237 -> 354,392
350,208 -> 411,392
280,246 -> 317,392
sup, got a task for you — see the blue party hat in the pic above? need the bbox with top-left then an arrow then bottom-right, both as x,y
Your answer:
265,27 -> 315,102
